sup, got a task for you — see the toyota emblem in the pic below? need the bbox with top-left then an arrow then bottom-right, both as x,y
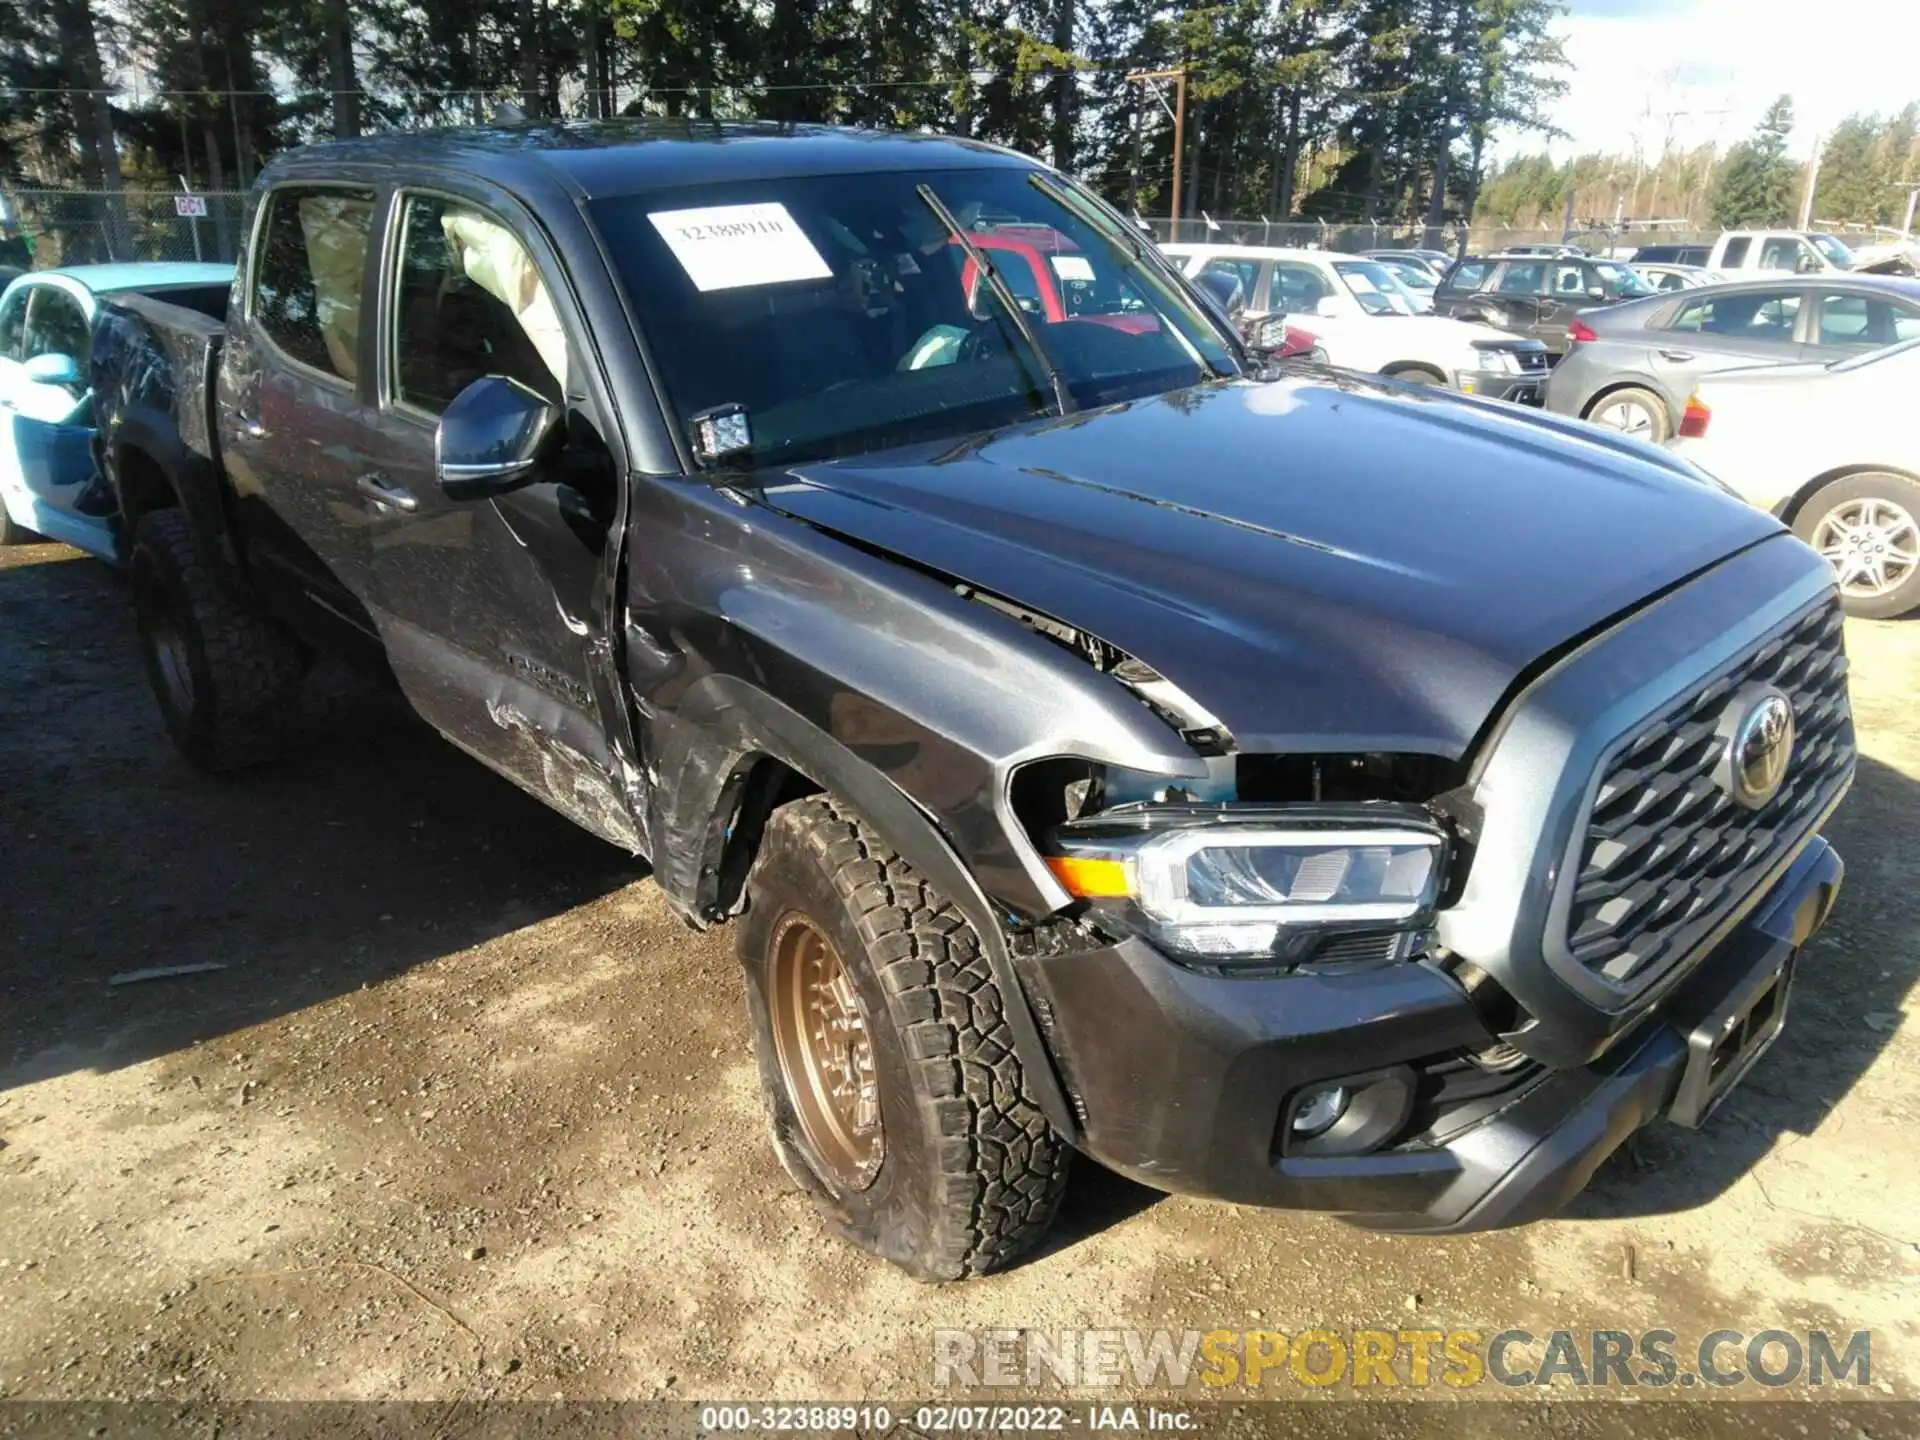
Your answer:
1716,686 -> 1795,811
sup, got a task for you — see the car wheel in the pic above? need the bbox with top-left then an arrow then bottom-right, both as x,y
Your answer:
128,509 -> 307,770
1793,472 -> 1920,619
738,795 -> 1072,1282
1585,387 -> 1669,444
1385,365 -> 1448,387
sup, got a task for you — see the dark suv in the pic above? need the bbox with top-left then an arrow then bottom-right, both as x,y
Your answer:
1437,253 -> 1658,353
88,123 -> 1852,1281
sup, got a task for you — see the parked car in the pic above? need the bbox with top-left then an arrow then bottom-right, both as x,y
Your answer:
0,262 -> 234,555
1631,263 -> 1726,293
1360,248 -> 1449,278
1501,243 -> 1589,258
1671,336 -> 1920,617
1545,276 -> 1920,443
1376,259 -> 1438,311
1433,253 -> 1656,353
1164,243 -> 1549,400
94,122 -> 1852,1281
1707,230 -> 1855,277
1630,244 -> 1712,267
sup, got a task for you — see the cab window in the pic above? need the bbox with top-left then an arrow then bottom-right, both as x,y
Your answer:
1199,258 -> 1260,309
1442,260 -> 1489,292
389,193 -> 568,414
0,286 -> 28,361
1667,290 -> 1802,340
1720,236 -> 1751,268
251,185 -> 377,383
1270,262 -> 1335,311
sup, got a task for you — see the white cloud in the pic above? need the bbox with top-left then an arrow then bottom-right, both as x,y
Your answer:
1503,0 -> 1917,165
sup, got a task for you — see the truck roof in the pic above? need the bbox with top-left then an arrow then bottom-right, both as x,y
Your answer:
267,120 -> 1038,200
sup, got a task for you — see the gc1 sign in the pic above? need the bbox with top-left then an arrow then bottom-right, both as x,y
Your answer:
173,194 -> 209,218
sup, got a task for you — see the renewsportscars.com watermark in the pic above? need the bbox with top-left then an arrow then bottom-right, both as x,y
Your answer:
933,1327 -> 1874,1391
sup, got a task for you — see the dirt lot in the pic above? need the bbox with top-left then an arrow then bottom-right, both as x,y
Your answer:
2,539 -> 1917,1420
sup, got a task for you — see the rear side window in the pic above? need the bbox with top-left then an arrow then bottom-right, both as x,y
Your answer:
1668,290 -> 1801,339
251,185 -> 376,384
1442,261 -> 1488,292
1495,263 -> 1545,295
1198,258 -> 1259,310
1720,236 -> 1751,268
1271,262 -> 1335,311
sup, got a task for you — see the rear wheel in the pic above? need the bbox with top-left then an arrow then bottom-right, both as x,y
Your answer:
128,509 -> 306,770
1585,386 -> 1669,444
738,795 -> 1071,1281
1385,364 -> 1448,387
1792,472 -> 1920,619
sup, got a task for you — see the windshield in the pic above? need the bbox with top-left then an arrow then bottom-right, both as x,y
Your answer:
1590,261 -> 1653,298
1331,259 -> 1422,315
587,168 -> 1236,470
1810,234 -> 1856,268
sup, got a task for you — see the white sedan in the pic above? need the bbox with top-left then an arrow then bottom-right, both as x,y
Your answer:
1670,335 -> 1920,617
1161,243 -> 1551,403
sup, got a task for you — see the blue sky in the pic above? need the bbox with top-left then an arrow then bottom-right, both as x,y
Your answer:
1508,0 -> 1917,164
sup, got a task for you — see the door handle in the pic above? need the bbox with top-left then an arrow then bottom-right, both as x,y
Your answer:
1658,349 -> 1695,363
235,413 -> 267,439
357,473 -> 418,513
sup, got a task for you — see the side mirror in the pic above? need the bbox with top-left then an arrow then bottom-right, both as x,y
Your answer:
1315,296 -> 1342,319
23,352 -> 81,387
1796,253 -> 1821,274
435,375 -> 561,502
1587,285 -> 1607,299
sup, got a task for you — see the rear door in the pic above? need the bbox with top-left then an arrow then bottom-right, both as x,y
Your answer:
1647,286 -> 1812,399
219,182 -> 384,652
0,279 -> 107,554
1486,261 -> 1548,340
358,185 -> 639,846
1538,262 -> 1600,348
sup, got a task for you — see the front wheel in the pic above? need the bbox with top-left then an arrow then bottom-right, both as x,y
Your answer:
1585,386 -> 1669,444
738,795 -> 1072,1281
0,504 -> 40,547
1792,472 -> 1920,619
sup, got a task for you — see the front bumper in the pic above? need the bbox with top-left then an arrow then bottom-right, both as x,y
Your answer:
1456,364 -> 1547,405
1015,835 -> 1842,1233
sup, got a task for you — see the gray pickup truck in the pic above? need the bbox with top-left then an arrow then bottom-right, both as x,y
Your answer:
90,121 -> 1854,1282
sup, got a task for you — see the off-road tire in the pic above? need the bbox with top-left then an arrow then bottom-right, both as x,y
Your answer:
738,795 -> 1072,1281
128,508 -> 305,771
1791,471 -> 1920,620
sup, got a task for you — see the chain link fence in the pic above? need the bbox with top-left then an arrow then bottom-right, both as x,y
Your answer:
1144,215 -> 1721,257
0,186 -> 1734,272
1,189 -> 251,270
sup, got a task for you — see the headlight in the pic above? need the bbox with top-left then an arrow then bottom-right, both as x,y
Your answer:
1044,804 -> 1447,967
1470,346 -> 1522,374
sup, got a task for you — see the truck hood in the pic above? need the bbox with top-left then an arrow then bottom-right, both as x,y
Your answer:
756,376 -> 1782,758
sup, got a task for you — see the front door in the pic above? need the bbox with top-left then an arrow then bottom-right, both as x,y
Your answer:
0,280 -> 111,557
359,188 -> 639,848
219,183 -> 386,656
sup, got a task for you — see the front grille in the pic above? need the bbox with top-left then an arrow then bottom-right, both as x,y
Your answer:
1515,349 -> 1551,373
1565,596 -> 1853,987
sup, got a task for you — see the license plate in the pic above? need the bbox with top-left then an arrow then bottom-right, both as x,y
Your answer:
1668,951 -> 1793,1128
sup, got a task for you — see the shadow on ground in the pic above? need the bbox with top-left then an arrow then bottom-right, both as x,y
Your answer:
0,545 -> 638,1090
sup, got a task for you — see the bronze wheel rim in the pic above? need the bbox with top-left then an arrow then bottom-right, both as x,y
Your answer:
768,912 -> 884,1192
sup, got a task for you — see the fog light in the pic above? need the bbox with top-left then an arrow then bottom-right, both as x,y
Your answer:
1290,1085 -> 1350,1138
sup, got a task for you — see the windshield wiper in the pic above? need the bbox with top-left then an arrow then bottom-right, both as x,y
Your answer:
915,183 -> 1076,417
1026,171 -> 1234,380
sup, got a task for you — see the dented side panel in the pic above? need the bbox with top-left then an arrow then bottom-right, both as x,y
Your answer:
621,476 -> 1210,924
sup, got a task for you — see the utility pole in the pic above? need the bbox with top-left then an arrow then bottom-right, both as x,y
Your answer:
1127,68 -> 1187,235
1894,181 -> 1920,238
1798,132 -> 1825,230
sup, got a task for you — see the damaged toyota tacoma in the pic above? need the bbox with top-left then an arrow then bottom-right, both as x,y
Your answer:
90,122 -> 1855,1282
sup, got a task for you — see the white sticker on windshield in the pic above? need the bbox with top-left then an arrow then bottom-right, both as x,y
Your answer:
1050,254 -> 1095,282
1344,271 -> 1378,293
648,203 -> 833,292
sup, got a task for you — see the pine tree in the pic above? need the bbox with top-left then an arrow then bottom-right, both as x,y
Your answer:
1710,94 -> 1798,228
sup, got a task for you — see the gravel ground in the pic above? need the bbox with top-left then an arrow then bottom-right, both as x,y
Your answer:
1,539 -> 1916,1423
